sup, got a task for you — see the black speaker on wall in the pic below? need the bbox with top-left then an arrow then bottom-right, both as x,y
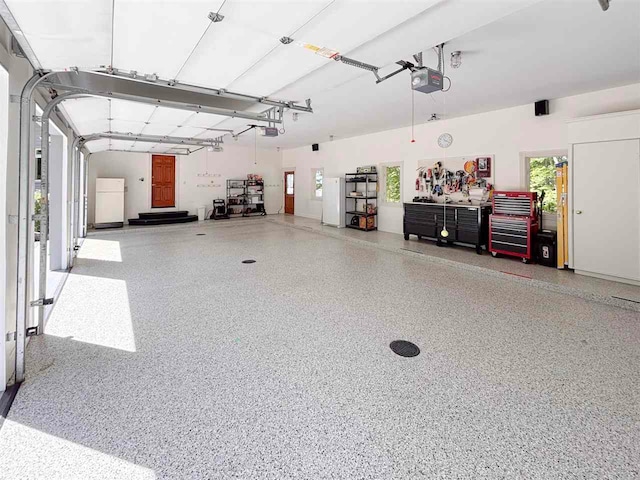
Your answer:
312,143 -> 319,151
535,100 -> 549,116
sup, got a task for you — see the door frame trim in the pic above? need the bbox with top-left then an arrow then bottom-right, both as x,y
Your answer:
519,149 -> 567,192
570,139 -> 640,276
520,150 -> 568,231
149,154 -> 179,211
281,167 -> 295,213
284,169 -> 295,215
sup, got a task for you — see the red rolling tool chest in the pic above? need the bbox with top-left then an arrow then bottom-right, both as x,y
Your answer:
489,192 -> 539,263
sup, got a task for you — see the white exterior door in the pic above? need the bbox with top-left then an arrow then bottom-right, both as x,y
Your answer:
573,139 -> 640,282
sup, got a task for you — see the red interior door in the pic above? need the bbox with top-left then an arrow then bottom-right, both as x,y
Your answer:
152,155 -> 175,208
284,171 -> 294,214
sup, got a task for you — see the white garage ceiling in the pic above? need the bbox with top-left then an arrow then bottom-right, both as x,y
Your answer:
61,97 -> 231,153
3,0 -> 639,152
262,0 -> 640,149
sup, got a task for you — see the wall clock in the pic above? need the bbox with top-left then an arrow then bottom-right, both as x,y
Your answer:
438,133 -> 453,148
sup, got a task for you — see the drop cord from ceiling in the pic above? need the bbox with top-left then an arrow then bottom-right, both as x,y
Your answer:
254,127 -> 257,165
108,98 -> 112,151
434,44 -> 452,92
441,90 -> 449,238
109,0 -> 115,69
411,88 -> 415,143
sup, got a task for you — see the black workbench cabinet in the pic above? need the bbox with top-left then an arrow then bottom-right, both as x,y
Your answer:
403,202 -> 492,254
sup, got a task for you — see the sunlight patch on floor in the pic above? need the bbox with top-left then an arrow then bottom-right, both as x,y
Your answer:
45,274 -> 136,352
0,420 -> 156,479
77,238 -> 123,262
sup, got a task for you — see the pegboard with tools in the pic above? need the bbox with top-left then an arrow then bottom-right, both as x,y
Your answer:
416,155 -> 494,204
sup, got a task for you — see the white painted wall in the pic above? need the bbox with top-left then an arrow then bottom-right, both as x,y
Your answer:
49,133 -> 68,271
87,145 -> 283,225
283,83 -> 640,235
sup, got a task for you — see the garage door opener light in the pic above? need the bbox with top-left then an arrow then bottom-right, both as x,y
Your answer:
450,51 -> 462,69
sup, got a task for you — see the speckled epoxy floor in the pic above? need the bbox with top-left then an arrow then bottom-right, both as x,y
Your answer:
1,221 -> 639,479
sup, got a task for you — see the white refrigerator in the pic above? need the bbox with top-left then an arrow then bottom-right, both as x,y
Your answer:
322,177 -> 345,227
95,178 -> 125,228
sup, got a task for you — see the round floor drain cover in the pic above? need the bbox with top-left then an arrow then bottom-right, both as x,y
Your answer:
390,340 -> 420,357
242,259 -> 256,264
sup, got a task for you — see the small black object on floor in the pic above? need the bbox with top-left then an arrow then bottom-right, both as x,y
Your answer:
128,211 -> 198,226
211,199 -> 229,220
196,233 -> 206,236
390,340 -> 420,357
535,230 -> 557,267
242,259 -> 256,264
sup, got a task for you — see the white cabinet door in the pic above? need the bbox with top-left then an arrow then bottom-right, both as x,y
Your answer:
96,178 -> 124,193
322,178 -> 340,226
573,139 -> 640,281
95,192 -> 125,224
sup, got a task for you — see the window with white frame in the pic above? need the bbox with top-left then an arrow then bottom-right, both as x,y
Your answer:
525,155 -> 567,213
313,168 -> 323,199
383,164 -> 402,204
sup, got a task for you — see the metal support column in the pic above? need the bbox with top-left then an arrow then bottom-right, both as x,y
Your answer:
82,151 -> 89,238
15,73 -> 44,382
68,139 -> 76,268
70,137 -> 82,261
35,92 -> 86,333
36,97 -> 50,332
73,141 -> 81,252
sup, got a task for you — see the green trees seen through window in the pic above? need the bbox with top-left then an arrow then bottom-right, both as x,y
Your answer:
385,166 -> 401,203
529,156 -> 566,213
315,169 -> 323,198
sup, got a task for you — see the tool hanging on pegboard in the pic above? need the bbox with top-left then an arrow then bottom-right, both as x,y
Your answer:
415,157 -> 494,203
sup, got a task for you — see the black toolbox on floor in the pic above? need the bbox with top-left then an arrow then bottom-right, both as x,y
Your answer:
536,230 -> 557,267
